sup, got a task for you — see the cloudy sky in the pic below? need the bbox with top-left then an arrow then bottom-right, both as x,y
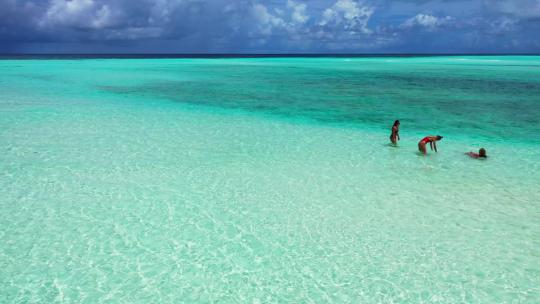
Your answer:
1,0 -> 540,53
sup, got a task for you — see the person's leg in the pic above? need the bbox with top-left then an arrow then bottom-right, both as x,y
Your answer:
418,142 -> 426,154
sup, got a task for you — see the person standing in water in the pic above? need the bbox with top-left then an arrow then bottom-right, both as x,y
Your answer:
466,148 -> 487,159
418,135 -> 443,155
390,120 -> 400,145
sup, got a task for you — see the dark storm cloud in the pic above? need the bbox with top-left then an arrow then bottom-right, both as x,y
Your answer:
1,0 -> 539,53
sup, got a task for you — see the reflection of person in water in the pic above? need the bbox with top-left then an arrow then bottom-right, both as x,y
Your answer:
390,120 -> 400,145
418,135 -> 443,155
466,148 -> 487,159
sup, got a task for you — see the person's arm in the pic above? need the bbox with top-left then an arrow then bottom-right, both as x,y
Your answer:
433,141 -> 438,152
397,131 -> 400,140
429,141 -> 434,151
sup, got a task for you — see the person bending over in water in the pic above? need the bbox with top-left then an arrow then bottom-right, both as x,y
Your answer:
390,120 -> 400,145
466,148 -> 487,159
418,135 -> 443,155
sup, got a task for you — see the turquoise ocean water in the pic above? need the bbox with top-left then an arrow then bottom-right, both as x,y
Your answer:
1,56 -> 539,303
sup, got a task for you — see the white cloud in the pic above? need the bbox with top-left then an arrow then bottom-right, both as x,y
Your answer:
319,0 -> 374,34
251,1 -> 311,37
149,0 -> 185,25
287,0 -> 309,24
400,14 -> 453,30
252,3 -> 286,35
40,0 -> 115,30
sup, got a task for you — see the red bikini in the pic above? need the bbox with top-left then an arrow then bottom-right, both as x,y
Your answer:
420,137 -> 432,144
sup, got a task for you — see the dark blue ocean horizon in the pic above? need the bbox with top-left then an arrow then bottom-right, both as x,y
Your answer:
1,53 -> 540,60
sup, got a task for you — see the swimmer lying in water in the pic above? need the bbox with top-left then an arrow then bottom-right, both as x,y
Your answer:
466,148 -> 487,159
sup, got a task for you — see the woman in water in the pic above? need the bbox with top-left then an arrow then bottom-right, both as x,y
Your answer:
390,120 -> 400,145
466,148 -> 487,159
418,135 -> 443,155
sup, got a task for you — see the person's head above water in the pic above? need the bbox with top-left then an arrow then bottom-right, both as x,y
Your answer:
436,135 -> 443,140
393,120 -> 400,127
479,148 -> 487,157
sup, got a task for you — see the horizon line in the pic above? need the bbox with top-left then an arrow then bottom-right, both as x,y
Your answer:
1,53 -> 539,59
2,52 -> 540,55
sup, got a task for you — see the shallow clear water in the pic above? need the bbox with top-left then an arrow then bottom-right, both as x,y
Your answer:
1,56 -> 539,303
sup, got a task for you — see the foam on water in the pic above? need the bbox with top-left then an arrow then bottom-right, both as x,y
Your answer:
1,56 -> 539,303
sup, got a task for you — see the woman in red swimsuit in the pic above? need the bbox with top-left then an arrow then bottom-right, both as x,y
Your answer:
418,135 -> 443,155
